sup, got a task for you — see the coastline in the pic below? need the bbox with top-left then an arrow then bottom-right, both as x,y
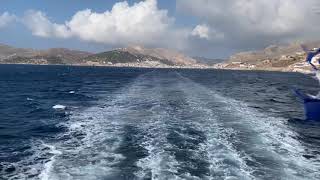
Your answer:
0,62 -> 214,70
214,66 -> 313,74
0,62 -> 314,74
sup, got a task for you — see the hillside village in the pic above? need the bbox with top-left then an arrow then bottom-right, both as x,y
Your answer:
1,41 -> 320,73
215,41 -> 320,73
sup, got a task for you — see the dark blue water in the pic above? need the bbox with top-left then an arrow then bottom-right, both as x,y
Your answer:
0,64 -> 320,180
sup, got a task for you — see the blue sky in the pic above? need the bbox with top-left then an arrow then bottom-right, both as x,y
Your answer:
0,1 -> 175,51
0,0 -> 198,53
0,0 -> 319,58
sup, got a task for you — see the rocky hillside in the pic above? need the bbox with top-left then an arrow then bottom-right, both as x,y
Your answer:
193,56 -> 226,66
83,49 -> 176,66
0,44 -> 36,58
119,46 -> 197,66
216,41 -> 320,73
0,44 -> 208,68
83,46 -> 199,67
38,48 -> 93,64
0,44 -> 92,65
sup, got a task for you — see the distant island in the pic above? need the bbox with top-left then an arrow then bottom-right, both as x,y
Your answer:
214,41 -> 320,74
1,41 -> 319,73
0,44 -> 211,69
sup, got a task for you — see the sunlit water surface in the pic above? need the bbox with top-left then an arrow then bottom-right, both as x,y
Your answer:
1,65 -> 320,180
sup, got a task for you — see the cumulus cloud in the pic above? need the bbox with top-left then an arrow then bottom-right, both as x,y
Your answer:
177,0 -> 320,55
22,0 -> 185,48
192,24 -> 210,40
0,12 -> 16,28
24,10 -> 71,38
191,24 -> 224,40
177,0 -> 319,35
8,0 -> 320,57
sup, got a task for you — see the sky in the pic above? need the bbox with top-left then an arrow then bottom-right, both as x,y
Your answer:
0,0 -> 320,58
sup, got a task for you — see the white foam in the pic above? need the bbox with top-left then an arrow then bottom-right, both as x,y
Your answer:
174,76 -> 254,179
37,74 -> 161,179
123,77 -> 182,179
50,105 -> 125,178
2,140 -> 63,180
306,71 -> 320,99
132,73 -> 253,179
135,107 -> 181,179
39,144 -> 62,180
69,91 -> 75,94
52,104 -> 66,110
36,104 -> 127,179
26,71 -> 320,179
176,72 -> 320,179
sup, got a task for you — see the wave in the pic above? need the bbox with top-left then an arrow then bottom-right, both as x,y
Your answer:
52,105 -> 66,110
38,144 -> 62,180
176,72 -> 320,179
19,70 -> 320,180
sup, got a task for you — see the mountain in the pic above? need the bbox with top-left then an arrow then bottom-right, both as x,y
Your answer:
0,44 -> 92,65
120,46 -> 197,65
193,56 -> 226,66
216,41 -> 320,73
0,44 -> 208,68
38,48 -> 92,64
0,44 -> 36,59
83,49 -> 176,66
82,46 -> 202,67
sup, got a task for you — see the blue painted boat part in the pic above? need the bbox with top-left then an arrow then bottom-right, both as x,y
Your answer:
305,48 -> 320,70
293,47 -> 320,120
294,89 -> 320,121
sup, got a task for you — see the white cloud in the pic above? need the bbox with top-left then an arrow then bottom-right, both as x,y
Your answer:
8,0 -> 320,57
230,0 -> 308,35
24,10 -> 71,38
177,0 -> 319,35
22,0 -> 180,47
0,12 -> 16,28
192,24 -> 210,40
177,0 -> 320,53
191,24 -> 224,40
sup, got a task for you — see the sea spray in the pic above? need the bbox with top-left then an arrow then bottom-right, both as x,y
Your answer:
38,144 -> 62,180
2,67 -> 320,179
306,71 -> 320,99
313,71 -> 320,98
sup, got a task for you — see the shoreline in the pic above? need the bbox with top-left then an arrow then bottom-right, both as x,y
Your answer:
214,67 -> 313,74
0,62 -> 214,70
0,63 -> 313,74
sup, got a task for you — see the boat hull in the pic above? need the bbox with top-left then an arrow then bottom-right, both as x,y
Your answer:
304,101 -> 320,120
294,89 -> 320,121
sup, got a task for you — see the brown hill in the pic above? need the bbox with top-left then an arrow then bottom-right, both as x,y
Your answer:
38,48 -> 92,64
217,41 -> 320,73
83,46 -> 199,67
0,44 -> 36,59
120,46 -> 197,65
228,42 -> 316,64
0,44 -> 92,64
0,43 -> 205,68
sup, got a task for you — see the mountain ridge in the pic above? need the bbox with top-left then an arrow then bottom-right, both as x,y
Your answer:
215,41 -> 320,73
0,44 -> 208,68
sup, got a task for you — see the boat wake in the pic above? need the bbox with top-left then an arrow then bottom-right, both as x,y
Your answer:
24,71 -> 320,180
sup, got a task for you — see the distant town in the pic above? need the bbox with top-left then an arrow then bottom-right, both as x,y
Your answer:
1,41 -> 319,73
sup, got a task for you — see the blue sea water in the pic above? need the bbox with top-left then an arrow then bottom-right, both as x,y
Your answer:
0,64 -> 320,180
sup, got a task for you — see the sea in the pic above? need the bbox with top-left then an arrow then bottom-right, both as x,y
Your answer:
0,64 -> 320,180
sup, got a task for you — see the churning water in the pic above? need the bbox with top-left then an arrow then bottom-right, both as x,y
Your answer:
1,65 -> 320,180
